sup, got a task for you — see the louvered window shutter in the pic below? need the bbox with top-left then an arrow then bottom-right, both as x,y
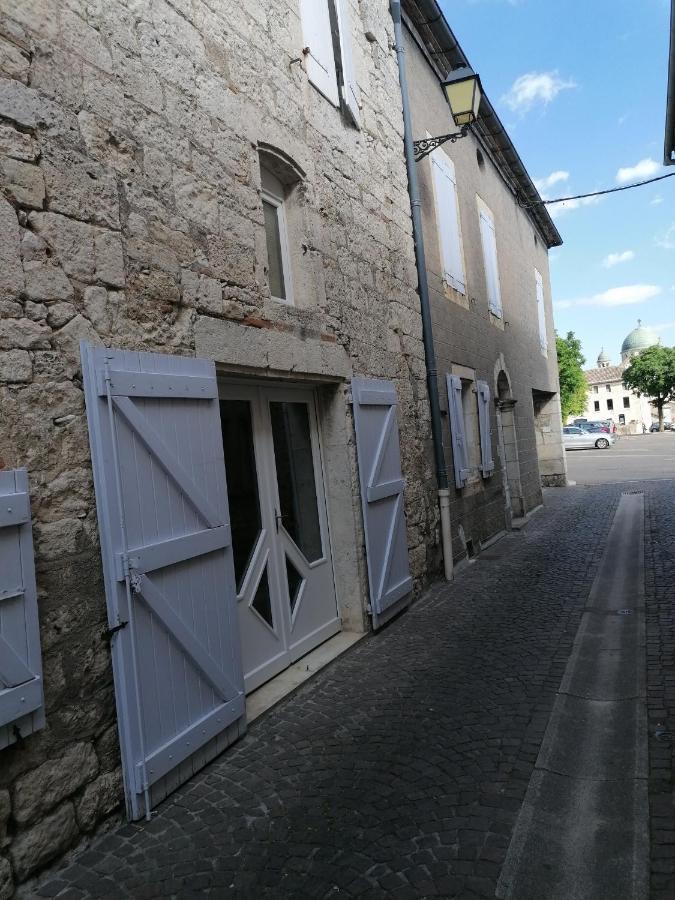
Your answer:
334,0 -> 361,127
476,381 -> 495,477
431,152 -> 466,294
299,0 -> 339,106
0,469 -> 45,750
535,268 -> 548,350
479,210 -> 502,317
446,374 -> 470,489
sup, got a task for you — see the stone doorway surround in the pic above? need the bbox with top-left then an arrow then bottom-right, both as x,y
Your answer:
494,366 -> 525,525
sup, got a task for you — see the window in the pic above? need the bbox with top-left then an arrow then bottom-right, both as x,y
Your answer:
299,0 -> 360,126
261,167 -> 293,304
607,399 -> 614,411
447,369 -> 493,487
623,396 -> 630,408
477,201 -> 502,317
535,268 -> 547,352
431,151 -> 466,294
594,401 -> 600,411
593,385 -> 599,394
606,384 -> 611,392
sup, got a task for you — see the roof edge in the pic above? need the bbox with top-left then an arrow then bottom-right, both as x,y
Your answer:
401,0 -> 563,248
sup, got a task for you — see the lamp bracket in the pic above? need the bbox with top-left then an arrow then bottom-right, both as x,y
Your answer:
413,125 -> 470,162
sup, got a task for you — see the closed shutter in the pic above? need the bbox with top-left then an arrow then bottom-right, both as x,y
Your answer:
447,374 -> 470,489
479,209 -> 502,316
535,268 -> 548,350
334,0 -> 361,127
352,378 -> 413,629
431,152 -> 466,293
0,468 -> 44,750
81,343 -> 245,820
476,381 -> 495,477
299,0 -> 339,106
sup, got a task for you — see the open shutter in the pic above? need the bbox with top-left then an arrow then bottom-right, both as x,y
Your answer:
476,381 -> 495,477
299,0 -> 339,106
447,374 -> 470,489
535,268 -> 548,351
81,343 -> 245,821
352,378 -> 413,629
334,0 -> 361,127
0,469 -> 44,750
431,151 -> 466,293
479,209 -> 502,317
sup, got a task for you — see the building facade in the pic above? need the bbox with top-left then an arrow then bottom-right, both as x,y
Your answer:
580,322 -> 666,432
0,0 -> 565,894
402,4 -> 566,559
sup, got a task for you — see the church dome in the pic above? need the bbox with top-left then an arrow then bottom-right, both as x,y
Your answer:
620,320 -> 659,361
597,347 -> 612,368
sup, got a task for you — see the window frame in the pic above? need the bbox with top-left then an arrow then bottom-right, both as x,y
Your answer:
261,174 -> 294,307
623,396 -> 630,409
594,400 -> 600,412
607,398 -> 614,411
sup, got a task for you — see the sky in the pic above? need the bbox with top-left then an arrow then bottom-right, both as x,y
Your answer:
438,0 -> 674,370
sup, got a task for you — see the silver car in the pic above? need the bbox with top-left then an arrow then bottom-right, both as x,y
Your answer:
563,426 -> 615,450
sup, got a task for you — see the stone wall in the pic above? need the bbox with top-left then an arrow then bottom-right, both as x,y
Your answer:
0,1 -> 436,894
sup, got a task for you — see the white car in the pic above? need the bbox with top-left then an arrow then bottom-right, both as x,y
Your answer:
563,426 -> 616,450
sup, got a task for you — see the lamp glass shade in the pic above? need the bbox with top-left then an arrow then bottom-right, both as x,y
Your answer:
442,67 -> 482,127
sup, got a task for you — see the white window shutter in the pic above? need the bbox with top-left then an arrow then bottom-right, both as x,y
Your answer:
334,0 -> 361,127
431,153 -> 466,294
476,381 -> 495,477
299,0 -> 339,105
446,374 -> 470,489
479,210 -> 502,317
535,268 -> 548,350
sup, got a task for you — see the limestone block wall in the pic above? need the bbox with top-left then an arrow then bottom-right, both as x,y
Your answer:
0,1 -> 437,894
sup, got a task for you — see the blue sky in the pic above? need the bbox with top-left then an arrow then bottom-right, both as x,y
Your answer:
438,0 -> 674,370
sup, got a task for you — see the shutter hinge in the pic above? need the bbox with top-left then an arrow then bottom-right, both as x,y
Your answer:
101,618 -> 128,644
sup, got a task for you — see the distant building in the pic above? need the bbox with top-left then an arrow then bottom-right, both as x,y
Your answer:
579,321 -> 667,431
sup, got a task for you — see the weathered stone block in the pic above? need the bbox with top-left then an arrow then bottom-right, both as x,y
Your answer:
0,195 -> 23,300
34,517 -> 86,562
51,314 -> 101,377
0,34 -> 29,83
173,170 -> 219,231
0,350 -> 33,384
0,157 -> 45,209
94,230 -> 125,287
41,147 -> 119,229
23,260 -> 74,302
12,742 -> 99,827
0,318 -> 51,350
0,856 -> 12,900
0,122 -> 36,161
24,301 -> 47,322
9,802 -> 78,881
0,790 -> 9,841
181,269 -> 223,315
29,212 -> 96,282
76,770 -> 123,832
46,302 -> 77,329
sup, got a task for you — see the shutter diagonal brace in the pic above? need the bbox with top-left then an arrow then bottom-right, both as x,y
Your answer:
104,360 -> 152,820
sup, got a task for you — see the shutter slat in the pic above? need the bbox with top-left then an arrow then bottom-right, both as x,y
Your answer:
446,374 -> 470,489
299,0 -> 339,105
477,380 -> 495,477
431,153 -> 466,294
479,209 -> 502,316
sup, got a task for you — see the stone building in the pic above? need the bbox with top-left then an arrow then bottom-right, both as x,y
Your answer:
0,1 -> 439,894
402,3 -> 566,554
580,321 -> 667,432
0,0 -> 565,894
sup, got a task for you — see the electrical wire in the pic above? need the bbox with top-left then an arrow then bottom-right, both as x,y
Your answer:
521,169 -> 675,208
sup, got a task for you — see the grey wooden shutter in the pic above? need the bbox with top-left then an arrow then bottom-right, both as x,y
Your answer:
431,151 -> 466,293
81,343 -> 245,821
334,0 -> 361,127
446,374 -> 470,488
479,209 -> 502,317
352,378 -> 413,629
299,0 -> 340,105
476,380 -> 495,477
0,468 -> 44,750
535,268 -> 548,351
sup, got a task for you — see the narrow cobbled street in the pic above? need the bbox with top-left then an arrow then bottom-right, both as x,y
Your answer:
34,484 -> 674,899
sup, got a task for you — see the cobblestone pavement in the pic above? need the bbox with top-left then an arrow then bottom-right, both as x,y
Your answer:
34,483 -> 673,899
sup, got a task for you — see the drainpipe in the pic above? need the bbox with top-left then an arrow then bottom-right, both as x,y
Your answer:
390,0 -> 453,581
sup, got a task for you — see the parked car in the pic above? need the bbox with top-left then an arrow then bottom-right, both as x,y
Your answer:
650,422 -> 674,432
563,426 -> 616,450
583,422 -> 611,434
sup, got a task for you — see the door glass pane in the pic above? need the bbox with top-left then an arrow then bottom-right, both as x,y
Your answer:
251,566 -> 273,628
286,556 -> 303,615
219,399 -> 262,593
269,401 -> 323,563
263,200 -> 286,300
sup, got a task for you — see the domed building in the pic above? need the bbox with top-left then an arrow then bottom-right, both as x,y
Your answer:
575,321 -> 664,433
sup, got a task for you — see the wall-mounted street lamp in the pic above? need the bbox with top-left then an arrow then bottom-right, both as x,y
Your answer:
413,66 -> 483,162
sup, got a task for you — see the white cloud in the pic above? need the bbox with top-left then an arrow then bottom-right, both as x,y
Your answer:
559,284 -> 662,309
533,170 -> 600,218
534,170 -> 569,193
547,194 -> 600,219
651,195 -> 664,205
502,72 -> 577,114
656,222 -> 675,250
602,250 -> 635,268
616,157 -> 662,184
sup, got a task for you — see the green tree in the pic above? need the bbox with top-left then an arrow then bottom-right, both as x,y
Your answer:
556,331 -> 588,420
622,345 -> 675,432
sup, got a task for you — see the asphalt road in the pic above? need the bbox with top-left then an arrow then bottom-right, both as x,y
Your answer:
565,432 -> 675,484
